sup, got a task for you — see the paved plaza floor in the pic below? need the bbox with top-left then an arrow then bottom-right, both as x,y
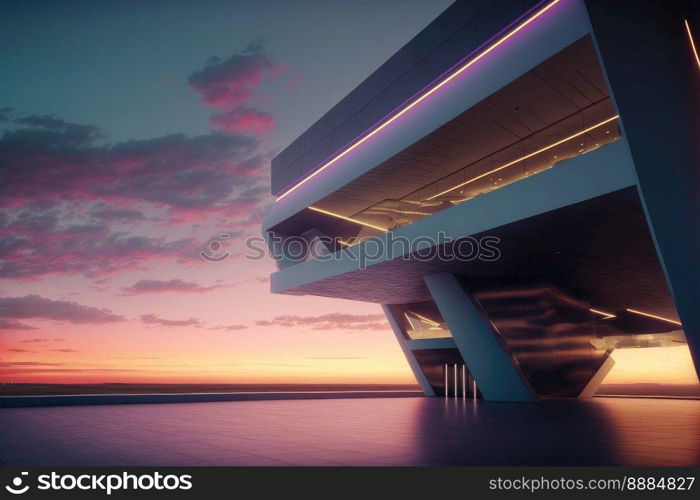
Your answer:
1,396 -> 698,466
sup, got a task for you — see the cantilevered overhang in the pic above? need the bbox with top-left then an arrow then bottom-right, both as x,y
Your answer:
263,0 -> 594,233
268,140 -> 679,318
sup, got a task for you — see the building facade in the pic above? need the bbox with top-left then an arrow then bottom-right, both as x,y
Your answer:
263,0 -> 699,401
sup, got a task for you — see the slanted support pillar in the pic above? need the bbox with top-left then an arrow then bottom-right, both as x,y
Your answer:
579,354 -> 615,398
584,0 -> 700,378
382,305 -> 435,396
424,273 -> 537,402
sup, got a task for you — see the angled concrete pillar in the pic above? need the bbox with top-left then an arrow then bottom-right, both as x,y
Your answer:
382,305 -> 435,396
585,0 -> 700,378
579,355 -> 615,398
424,273 -> 537,402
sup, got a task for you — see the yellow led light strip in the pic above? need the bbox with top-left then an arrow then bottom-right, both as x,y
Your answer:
276,0 -> 561,201
685,19 -> 700,70
426,115 -> 620,200
308,206 -> 388,232
374,207 -> 432,216
626,308 -> 682,326
590,307 -> 616,319
408,312 -> 441,326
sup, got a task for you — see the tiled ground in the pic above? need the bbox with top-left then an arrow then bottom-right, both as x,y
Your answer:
1,397 -> 698,466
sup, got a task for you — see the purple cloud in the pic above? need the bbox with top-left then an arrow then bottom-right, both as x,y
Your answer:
0,217 -> 198,279
207,324 -> 248,331
123,279 -> 222,295
91,208 -> 145,222
140,313 -> 202,328
189,38 -> 283,138
254,313 -> 388,331
0,42 -> 284,282
210,108 -> 276,137
0,318 -> 37,330
0,294 -> 125,325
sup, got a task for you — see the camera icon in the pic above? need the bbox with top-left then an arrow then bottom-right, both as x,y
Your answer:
5,472 -> 29,495
200,233 -> 231,262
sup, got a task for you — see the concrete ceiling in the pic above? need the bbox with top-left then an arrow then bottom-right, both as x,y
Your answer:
314,35 -> 613,220
281,187 -> 680,323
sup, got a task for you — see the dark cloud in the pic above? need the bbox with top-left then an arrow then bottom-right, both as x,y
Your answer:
91,209 -> 145,222
0,294 -> 125,324
6,348 -> 34,353
140,313 -> 202,328
123,279 -> 222,295
0,119 -> 269,280
0,107 -> 13,121
50,348 -> 77,353
0,126 -> 264,213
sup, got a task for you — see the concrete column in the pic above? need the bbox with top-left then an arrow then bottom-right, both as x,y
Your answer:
424,273 -> 537,402
382,305 -> 436,396
579,355 -> 615,398
585,0 -> 700,378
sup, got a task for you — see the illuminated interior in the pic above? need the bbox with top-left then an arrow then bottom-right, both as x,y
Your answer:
389,301 -> 452,340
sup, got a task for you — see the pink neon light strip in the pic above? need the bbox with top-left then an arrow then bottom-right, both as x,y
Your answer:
276,0 -> 561,202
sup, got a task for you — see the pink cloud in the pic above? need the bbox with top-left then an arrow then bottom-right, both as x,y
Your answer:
254,313 -> 388,332
188,39 -> 284,138
123,279 -> 222,295
0,294 -> 125,326
207,324 -> 248,331
210,108 -> 276,137
0,216 -> 199,279
0,41 -> 285,282
140,313 -> 202,328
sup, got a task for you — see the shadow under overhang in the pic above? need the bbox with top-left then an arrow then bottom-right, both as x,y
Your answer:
276,186 -> 679,324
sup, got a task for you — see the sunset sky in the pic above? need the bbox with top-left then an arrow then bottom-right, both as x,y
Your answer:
0,0 -> 697,387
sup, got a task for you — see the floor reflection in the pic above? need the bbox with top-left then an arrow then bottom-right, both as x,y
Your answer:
1,397 -> 698,466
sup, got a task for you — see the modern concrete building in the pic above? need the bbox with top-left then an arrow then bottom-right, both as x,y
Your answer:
263,0 -> 699,401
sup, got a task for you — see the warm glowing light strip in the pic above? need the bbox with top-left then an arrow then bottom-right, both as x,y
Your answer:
308,206 -> 388,232
626,308 -> 682,326
276,0 -> 561,201
685,19 -> 700,70
338,236 -> 371,248
426,115 -> 619,200
590,307 -> 616,319
374,207 -> 432,216
408,312 -> 441,327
